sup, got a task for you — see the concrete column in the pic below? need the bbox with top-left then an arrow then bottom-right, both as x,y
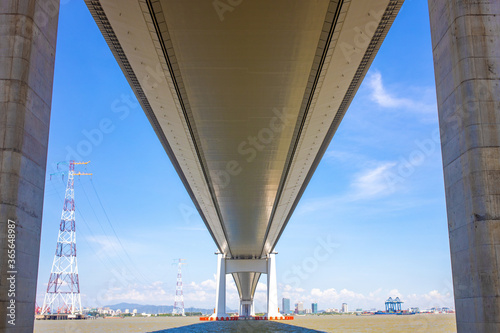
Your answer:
210,253 -> 227,318
239,300 -> 245,317
266,253 -> 282,318
240,299 -> 252,317
244,302 -> 249,317
428,1 -> 500,332
0,0 -> 59,331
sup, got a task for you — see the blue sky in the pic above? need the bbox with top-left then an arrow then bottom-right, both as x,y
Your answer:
36,0 -> 454,312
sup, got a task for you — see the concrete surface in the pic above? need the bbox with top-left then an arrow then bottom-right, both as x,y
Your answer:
0,1 -> 59,331
429,0 -> 500,332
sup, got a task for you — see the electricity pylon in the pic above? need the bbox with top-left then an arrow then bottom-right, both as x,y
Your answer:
172,259 -> 186,316
41,161 -> 92,315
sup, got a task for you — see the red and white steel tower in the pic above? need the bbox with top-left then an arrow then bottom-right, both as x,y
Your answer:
41,161 -> 92,315
172,259 -> 186,316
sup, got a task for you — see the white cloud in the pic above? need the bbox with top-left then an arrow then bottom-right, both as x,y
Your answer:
351,162 -> 397,199
256,282 -> 267,292
325,150 -> 366,164
96,276 -> 270,312
280,285 -> 382,310
369,288 -> 383,298
406,290 -> 454,309
78,277 -> 453,312
85,280 -> 171,306
83,278 -> 229,309
297,161 -> 399,214
200,279 -> 216,290
367,71 -> 435,113
85,235 -> 122,258
279,285 -> 454,311
388,288 -> 403,299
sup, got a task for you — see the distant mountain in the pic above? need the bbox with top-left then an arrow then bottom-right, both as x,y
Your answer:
104,303 -> 174,314
104,303 -> 236,315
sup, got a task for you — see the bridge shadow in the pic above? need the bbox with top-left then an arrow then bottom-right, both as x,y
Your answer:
148,320 -> 326,333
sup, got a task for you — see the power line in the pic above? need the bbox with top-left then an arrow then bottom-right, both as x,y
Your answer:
89,178 -> 153,284
49,178 -> 149,298
78,178 -> 152,285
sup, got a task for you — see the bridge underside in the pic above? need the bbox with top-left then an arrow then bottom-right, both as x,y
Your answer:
86,0 -> 403,310
2,0 -> 500,331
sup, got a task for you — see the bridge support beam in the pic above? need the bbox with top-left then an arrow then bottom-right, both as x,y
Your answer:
210,253 -> 228,319
429,1 -> 500,332
0,1 -> 59,332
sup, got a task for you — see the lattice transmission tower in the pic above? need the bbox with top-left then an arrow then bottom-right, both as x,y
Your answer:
41,161 -> 92,315
172,259 -> 186,316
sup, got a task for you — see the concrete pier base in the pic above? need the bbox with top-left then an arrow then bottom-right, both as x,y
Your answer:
0,1 -> 59,331
428,1 -> 500,332
210,253 -> 228,319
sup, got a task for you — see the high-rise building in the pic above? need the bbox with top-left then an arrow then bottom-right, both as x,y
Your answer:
297,301 -> 304,314
342,303 -> 348,313
282,298 -> 290,314
312,302 -> 318,314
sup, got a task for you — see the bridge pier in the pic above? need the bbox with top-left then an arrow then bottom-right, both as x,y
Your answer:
210,253 -> 284,319
239,300 -> 253,317
210,253 -> 228,319
429,1 -> 500,332
266,253 -> 282,318
0,1 -> 59,332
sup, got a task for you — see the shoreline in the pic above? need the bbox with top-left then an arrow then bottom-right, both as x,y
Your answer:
34,313 -> 457,333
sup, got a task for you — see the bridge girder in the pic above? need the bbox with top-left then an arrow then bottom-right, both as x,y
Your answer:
86,0 -> 403,308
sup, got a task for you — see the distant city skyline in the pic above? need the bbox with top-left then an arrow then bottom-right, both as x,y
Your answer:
282,298 -> 290,314
37,0 -> 453,314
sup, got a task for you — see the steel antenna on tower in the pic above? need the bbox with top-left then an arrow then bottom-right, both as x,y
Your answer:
41,161 -> 92,315
172,259 -> 187,316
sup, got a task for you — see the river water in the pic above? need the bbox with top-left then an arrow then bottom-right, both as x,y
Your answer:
34,314 -> 457,332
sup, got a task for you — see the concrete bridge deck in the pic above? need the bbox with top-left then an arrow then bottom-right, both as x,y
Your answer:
0,0 -> 499,331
